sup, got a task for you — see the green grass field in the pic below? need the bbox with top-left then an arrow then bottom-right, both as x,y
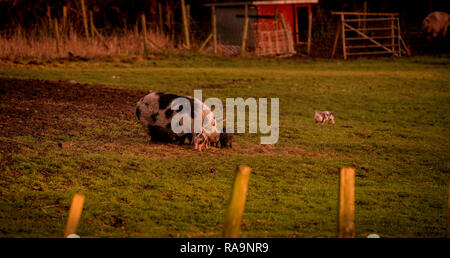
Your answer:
0,55 -> 449,237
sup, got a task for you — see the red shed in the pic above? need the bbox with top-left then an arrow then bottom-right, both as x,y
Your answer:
207,0 -> 319,55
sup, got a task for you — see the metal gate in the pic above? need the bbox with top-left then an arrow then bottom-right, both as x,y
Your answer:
331,12 -> 411,59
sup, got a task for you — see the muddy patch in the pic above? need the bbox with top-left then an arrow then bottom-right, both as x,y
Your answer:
0,77 -> 145,143
0,77 -> 323,158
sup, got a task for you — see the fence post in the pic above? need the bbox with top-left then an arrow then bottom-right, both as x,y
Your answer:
363,1 -> 367,30
47,6 -> 52,32
240,4 -> 249,57
158,2 -> 164,36
141,14 -> 148,56
307,6 -> 312,55
212,6 -> 217,55
62,6 -> 67,33
80,0 -> 89,38
181,0 -> 190,49
223,166 -> 252,238
340,14 -> 347,60
186,4 -> 191,34
338,167 -> 355,238
54,19 -> 61,57
64,194 -> 85,238
391,15 -> 396,56
447,179 -> 450,238
198,33 -> 213,53
89,11 -> 96,38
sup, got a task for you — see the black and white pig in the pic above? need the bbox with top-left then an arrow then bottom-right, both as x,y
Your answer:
136,92 -> 220,146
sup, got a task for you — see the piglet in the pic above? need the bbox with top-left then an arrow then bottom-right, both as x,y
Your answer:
314,111 -> 335,124
220,132 -> 233,148
193,133 -> 209,152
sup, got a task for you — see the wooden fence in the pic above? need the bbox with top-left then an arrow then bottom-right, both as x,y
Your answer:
331,12 -> 411,59
64,167 -> 450,238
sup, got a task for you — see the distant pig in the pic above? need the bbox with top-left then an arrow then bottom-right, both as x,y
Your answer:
314,111 -> 335,124
422,11 -> 449,39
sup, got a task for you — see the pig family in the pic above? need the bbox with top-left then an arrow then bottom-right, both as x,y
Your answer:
136,92 -> 232,151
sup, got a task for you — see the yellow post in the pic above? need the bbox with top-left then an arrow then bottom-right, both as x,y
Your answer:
62,6 -> 67,32
363,1 -> 367,30
240,4 -> 249,57
211,6 -> 217,55
80,0 -> 89,38
181,0 -> 190,49
54,19 -> 60,57
447,179 -> 450,238
47,6 -> 52,31
198,33 -> 213,53
338,167 -> 355,238
307,7 -> 312,55
158,2 -> 164,36
186,4 -> 191,34
141,14 -> 148,56
89,11 -> 96,38
341,14 -> 347,60
64,194 -> 85,237
223,166 -> 252,238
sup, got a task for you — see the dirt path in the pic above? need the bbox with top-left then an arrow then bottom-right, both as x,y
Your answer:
0,78 -> 147,153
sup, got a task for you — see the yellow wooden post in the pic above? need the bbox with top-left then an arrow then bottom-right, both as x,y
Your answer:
186,4 -> 191,34
80,0 -> 89,38
223,166 -> 251,238
141,14 -> 148,56
54,19 -> 60,57
89,11 -> 96,38
341,14 -> 347,60
62,6 -> 67,32
338,167 -> 355,238
391,15 -> 396,56
198,33 -> 213,53
240,4 -> 249,57
181,0 -> 190,49
64,194 -> 85,237
211,6 -> 217,55
158,2 -> 164,36
447,179 -> 450,238
363,1 -> 367,30
307,7 -> 312,55
47,6 -> 52,32
397,18 -> 401,56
